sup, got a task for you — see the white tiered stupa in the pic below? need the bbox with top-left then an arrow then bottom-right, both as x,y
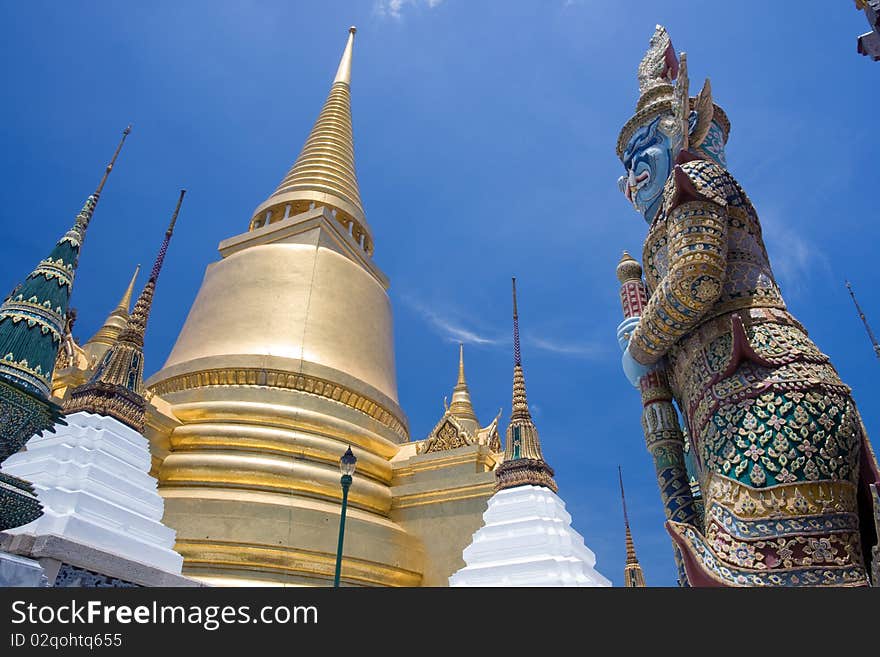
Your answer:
449,279 -> 611,587
1,193 -> 187,580
2,411 -> 182,573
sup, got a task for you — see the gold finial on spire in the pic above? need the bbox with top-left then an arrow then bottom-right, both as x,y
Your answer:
250,28 -> 371,254
64,190 -> 185,432
619,466 -> 647,587
457,342 -> 466,385
334,26 -> 356,85
495,278 -> 557,493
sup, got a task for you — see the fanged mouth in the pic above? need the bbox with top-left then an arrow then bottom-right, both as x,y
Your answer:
625,170 -> 649,203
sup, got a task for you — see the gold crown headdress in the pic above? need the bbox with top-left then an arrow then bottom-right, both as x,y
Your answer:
616,25 -> 730,160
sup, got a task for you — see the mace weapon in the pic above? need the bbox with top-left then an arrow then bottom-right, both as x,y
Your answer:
616,251 -> 701,586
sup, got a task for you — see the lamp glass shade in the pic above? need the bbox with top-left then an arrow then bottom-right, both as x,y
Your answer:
340,447 -> 357,476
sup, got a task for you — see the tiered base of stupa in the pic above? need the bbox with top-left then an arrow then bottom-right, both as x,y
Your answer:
0,411 -> 196,587
449,484 -> 611,587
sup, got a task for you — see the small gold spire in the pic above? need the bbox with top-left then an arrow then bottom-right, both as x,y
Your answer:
117,264 -> 140,313
495,278 -> 557,493
250,28 -> 371,253
619,466 -> 647,587
65,190 -> 185,432
83,264 -> 140,362
448,342 -> 479,430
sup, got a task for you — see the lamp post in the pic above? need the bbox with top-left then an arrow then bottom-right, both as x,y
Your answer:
333,446 -> 357,587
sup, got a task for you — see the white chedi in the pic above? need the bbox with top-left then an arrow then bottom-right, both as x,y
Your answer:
1,411 -> 183,574
449,484 -> 611,587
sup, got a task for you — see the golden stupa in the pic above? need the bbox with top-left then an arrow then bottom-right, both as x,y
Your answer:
121,27 -> 503,586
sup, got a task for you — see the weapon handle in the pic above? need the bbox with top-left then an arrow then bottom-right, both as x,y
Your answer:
617,254 -> 699,585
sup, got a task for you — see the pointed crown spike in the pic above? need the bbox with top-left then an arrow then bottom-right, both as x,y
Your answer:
617,27 -> 729,160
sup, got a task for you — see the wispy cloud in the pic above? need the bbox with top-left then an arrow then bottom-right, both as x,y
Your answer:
401,294 -> 603,359
528,335 -> 602,359
402,295 -> 503,345
375,0 -> 444,20
760,210 -> 831,298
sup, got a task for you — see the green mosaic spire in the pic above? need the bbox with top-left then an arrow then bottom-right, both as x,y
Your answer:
0,126 -> 130,400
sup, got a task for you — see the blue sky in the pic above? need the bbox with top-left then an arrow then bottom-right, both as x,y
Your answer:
1,1 -> 877,586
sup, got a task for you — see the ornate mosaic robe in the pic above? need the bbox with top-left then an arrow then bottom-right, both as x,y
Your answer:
627,155 -> 880,586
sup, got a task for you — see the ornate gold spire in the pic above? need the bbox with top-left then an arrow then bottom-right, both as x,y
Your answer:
619,466 -> 646,587
84,264 -> 140,361
249,26 -> 373,254
495,278 -> 557,493
419,343 -> 502,454
64,190 -> 185,432
448,342 -> 479,430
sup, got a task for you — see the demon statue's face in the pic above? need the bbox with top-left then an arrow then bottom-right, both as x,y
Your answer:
618,114 -> 682,224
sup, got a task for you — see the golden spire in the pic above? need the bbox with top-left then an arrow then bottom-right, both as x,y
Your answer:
448,342 -> 479,430
64,191 -> 185,432
249,26 -> 372,254
495,278 -> 557,493
619,466 -> 646,587
84,264 -> 140,359
116,264 -> 140,313
334,26 -> 356,84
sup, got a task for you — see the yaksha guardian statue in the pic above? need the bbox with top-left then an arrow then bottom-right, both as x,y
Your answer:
615,25 -> 880,586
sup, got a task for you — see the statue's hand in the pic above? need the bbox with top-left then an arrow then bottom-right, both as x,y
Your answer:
622,344 -> 655,388
616,316 -> 641,351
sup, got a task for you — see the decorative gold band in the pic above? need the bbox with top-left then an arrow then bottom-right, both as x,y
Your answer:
702,471 -> 858,519
148,366 -> 408,441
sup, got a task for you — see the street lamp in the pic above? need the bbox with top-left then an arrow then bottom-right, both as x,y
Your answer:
333,446 -> 357,587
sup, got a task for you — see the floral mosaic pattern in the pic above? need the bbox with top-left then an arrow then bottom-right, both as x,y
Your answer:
700,390 -> 860,489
